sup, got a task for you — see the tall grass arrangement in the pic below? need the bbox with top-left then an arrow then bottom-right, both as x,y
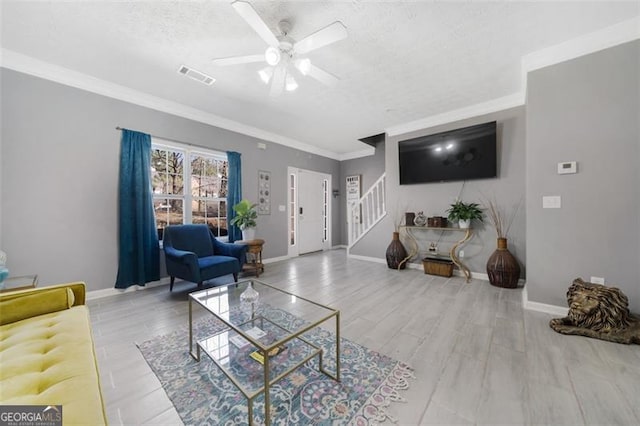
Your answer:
483,196 -> 521,238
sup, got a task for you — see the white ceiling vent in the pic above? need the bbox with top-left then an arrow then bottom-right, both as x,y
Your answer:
178,65 -> 215,85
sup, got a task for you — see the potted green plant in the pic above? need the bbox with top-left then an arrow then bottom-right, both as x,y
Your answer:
446,200 -> 483,229
230,199 -> 258,240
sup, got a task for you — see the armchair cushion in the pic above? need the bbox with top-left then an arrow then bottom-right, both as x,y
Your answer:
165,224 -> 214,258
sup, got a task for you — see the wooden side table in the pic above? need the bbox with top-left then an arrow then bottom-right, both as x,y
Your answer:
236,239 -> 265,277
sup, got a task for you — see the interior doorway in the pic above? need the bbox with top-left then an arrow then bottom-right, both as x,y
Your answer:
287,167 -> 331,257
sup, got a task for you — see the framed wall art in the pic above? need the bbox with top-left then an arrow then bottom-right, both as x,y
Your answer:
258,170 -> 271,215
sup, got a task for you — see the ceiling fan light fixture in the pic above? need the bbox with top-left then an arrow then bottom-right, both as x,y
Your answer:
264,46 -> 281,66
258,67 -> 273,84
285,74 -> 298,92
294,58 -> 311,75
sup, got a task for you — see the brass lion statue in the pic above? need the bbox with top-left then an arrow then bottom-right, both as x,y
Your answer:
549,278 -> 640,344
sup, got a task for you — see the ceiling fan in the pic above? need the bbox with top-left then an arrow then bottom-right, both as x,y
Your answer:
213,0 -> 348,96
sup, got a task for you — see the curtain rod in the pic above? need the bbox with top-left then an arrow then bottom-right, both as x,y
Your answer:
115,126 -> 218,152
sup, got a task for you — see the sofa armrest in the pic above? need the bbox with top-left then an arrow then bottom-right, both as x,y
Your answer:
0,282 -> 86,326
212,238 -> 248,264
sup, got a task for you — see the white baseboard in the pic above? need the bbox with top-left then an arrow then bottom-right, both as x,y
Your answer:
346,254 -> 387,265
86,255 -> 565,318
332,244 -> 348,249
346,254 -> 492,281
262,255 -> 290,265
85,257 -> 289,300
467,271 -> 489,281
86,277 -> 171,300
522,285 -> 568,316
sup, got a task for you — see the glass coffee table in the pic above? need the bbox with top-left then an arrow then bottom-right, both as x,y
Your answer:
188,279 -> 340,425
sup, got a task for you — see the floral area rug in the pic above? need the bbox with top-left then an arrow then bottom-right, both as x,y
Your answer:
137,305 -> 414,425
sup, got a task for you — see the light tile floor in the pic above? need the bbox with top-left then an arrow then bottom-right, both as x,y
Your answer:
88,249 -> 640,425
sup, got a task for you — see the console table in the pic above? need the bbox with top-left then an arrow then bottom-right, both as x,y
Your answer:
399,226 -> 472,282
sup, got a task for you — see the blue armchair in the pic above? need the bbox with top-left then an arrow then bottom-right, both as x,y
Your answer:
162,224 -> 247,292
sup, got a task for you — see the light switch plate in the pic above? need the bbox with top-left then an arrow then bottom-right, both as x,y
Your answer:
278,205 -> 286,212
543,196 -> 561,208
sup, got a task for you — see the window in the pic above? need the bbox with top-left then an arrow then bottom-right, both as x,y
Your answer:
151,141 -> 228,239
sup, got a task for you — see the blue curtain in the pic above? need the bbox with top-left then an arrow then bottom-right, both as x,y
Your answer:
115,129 -> 160,288
226,151 -> 242,242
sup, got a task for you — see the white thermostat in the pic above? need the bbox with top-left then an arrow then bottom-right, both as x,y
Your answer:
557,161 -> 577,174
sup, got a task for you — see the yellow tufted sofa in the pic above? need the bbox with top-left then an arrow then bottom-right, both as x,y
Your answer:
0,282 -> 107,425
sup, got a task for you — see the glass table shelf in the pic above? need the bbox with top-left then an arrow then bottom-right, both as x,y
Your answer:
196,320 -> 321,396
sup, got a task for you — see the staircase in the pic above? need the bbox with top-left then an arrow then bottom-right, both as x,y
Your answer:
347,173 -> 386,249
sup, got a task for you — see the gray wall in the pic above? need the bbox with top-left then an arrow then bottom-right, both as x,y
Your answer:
0,69 -> 340,291
0,71 -> 3,248
338,141 -> 386,246
526,41 -> 640,310
352,107 -> 527,275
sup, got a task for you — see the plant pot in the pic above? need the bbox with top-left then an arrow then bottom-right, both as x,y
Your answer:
486,238 -> 520,288
385,232 -> 407,270
242,228 -> 256,241
458,219 -> 471,229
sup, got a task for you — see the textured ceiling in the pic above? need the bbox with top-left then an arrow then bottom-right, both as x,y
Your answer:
2,1 -> 639,156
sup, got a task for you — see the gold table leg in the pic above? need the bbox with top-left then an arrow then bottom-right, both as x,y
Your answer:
450,228 -> 472,282
398,227 -> 418,270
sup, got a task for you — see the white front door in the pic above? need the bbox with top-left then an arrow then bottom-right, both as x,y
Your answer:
297,169 -> 325,254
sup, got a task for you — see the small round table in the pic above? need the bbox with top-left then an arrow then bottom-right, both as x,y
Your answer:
236,239 -> 265,277
0,274 -> 38,293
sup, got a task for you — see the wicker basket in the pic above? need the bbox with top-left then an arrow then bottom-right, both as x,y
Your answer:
422,257 -> 454,277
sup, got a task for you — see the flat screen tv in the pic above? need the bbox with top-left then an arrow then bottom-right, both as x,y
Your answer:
399,121 -> 497,185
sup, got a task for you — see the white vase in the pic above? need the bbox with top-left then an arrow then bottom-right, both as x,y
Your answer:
240,281 -> 260,318
458,219 -> 471,229
242,228 -> 256,241
240,281 -> 260,305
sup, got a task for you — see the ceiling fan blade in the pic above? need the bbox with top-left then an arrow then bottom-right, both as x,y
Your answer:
231,1 -> 279,48
270,64 -> 286,97
307,64 -> 340,87
294,21 -> 347,55
212,54 -> 264,66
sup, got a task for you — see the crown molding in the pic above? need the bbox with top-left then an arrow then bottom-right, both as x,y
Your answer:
385,92 -> 525,138
0,48 -> 360,161
522,16 -> 640,76
3,16 -> 637,160
338,146 -> 376,161
386,17 -> 640,139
